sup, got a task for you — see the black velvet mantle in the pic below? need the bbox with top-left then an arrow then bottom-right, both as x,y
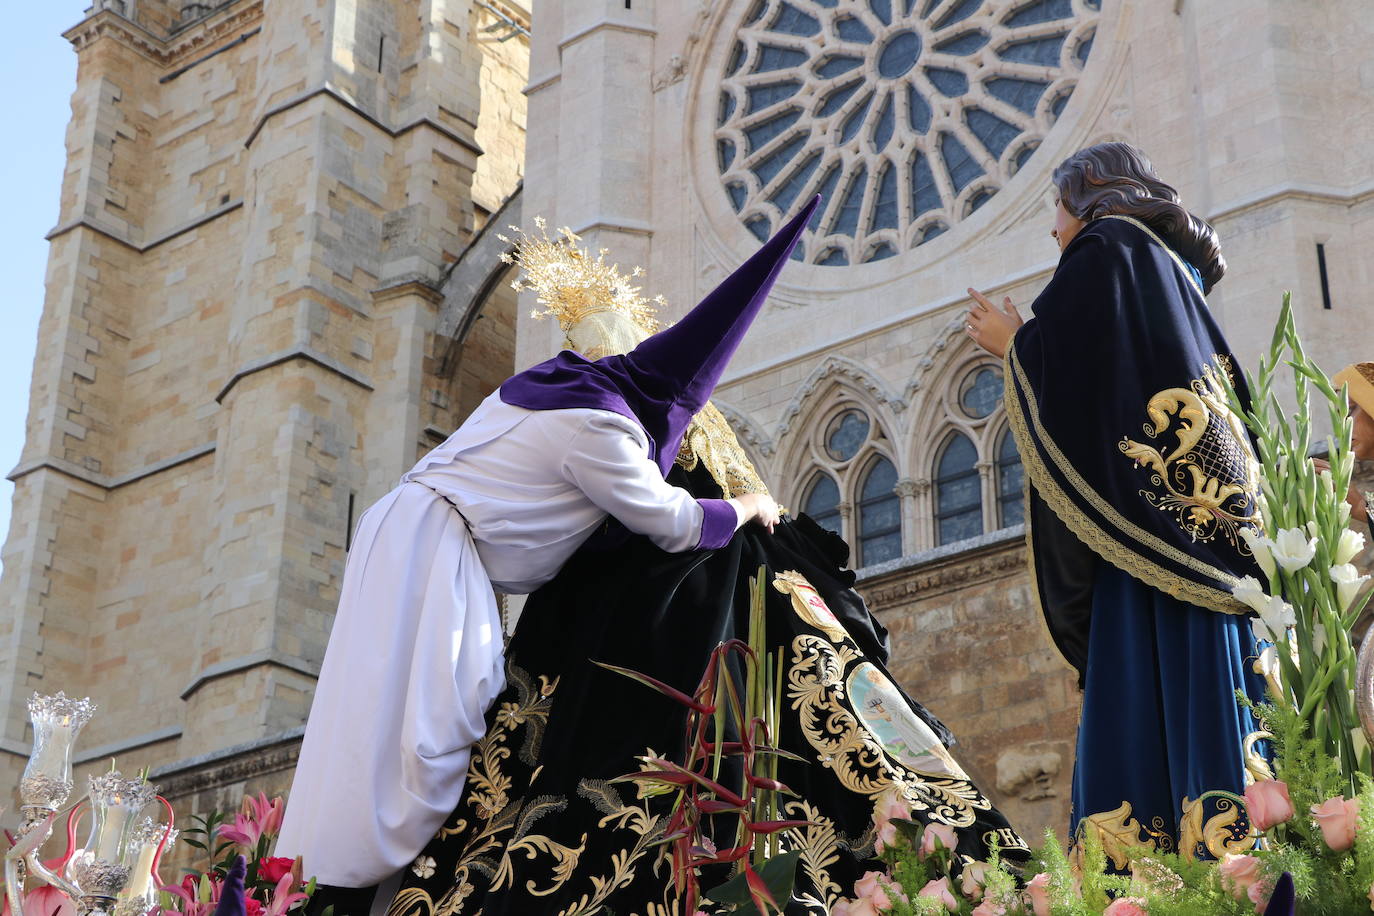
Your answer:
385,464 -> 1028,916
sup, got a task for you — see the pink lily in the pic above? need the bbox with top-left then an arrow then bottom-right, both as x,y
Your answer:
264,872 -> 308,916
216,794 -> 285,850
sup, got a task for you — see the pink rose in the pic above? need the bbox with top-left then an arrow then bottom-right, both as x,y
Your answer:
917,877 -> 959,913
833,899 -> 879,916
1218,853 -> 1263,899
960,861 -> 990,902
1367,881 -> 1374,911
243,896 -> 264,916
971,903 -> 1007,916
854,872 -> 906,911
1103,899 -> 1148,915
872,789 -> 910,854
1245,779 -> 1295,832
1023,872 -> 1051,916
1249,878 -> 1275,914
1311,796 -> 1360,852
918,823 -> 958,859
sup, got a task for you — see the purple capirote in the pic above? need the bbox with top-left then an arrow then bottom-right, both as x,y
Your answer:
500,195 -> 820,476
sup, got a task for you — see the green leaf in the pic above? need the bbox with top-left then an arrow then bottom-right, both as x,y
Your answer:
703,850 -> 801,913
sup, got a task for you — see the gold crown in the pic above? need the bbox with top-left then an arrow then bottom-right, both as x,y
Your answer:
499,217 -> 663,337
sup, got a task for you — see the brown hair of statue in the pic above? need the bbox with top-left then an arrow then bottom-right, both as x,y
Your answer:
1053,142 -> 1226,292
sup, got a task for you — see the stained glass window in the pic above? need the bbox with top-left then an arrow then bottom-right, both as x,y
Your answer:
936,433 -> 983,545
959,366 -> 1003,418
825,409 -> 870,461
716,0 -> 1096,264
804,472 -> 843,535
858,457 -> 902,566
997,427 -> 1025,528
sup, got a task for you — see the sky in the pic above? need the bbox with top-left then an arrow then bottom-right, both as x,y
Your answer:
0,6 -> 80,576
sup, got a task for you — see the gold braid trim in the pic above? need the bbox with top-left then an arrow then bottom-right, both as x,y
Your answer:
1004,346 -> 1247,616
1095,215 -> 1204,296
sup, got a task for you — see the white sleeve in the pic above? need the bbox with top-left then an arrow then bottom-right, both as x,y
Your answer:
561,412 -> 727,553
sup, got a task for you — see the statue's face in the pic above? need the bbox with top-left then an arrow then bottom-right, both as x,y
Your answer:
1051,198 -> 1085,253
1352,403 -> 1374,461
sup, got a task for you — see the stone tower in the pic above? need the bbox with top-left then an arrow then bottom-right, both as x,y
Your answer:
0,0 -> 529,814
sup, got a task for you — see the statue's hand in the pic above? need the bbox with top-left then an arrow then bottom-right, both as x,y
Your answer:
965,287 -> 1024,359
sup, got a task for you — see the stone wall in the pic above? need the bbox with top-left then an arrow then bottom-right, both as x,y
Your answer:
0,0 -> 528,824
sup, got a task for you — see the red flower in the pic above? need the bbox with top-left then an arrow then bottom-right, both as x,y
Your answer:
258,858 -> 294,886
244,897 -> 265,916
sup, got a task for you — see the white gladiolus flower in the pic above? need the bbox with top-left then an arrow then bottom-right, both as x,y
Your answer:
1271,527 -> 1318,572
1330,563 -> 1370,613
1232,575 -> 1271,615
1313,623 -> 1328,655
1239,528 -> 1276,581
1319,468 -> 1336,497
1249,594 -> 1296,643
1335,528 -> 1366,566
1306,520 -> 1320,538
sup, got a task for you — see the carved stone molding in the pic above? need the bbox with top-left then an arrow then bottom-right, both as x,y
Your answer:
859,541 -> 1025,610
152,731 -> 302,800
66,1 -> 264,67
712,399 -> 775,458
903,314 -> 973,403
653,0 -> 714,91
775,354 -> 906,443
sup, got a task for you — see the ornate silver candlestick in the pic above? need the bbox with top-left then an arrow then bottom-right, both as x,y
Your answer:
68,773 -> 158,916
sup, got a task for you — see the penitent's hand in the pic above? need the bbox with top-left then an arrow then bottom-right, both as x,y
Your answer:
735,492 -> 780,534
965,287 -> 1024,359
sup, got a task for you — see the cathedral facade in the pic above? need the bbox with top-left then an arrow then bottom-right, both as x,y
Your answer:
515,0 -> 1374,838
2,0 -> 1373,855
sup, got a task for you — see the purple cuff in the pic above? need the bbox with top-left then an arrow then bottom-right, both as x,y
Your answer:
695,498 -> 739,551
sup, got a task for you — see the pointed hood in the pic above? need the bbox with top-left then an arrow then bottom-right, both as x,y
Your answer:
501,196 -> 818,473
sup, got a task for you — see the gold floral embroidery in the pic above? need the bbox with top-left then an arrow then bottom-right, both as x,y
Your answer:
1005,346 -> 1249,615
1075,801 -> 1177,873
781,800 -> 849,911
1178,792 -> 1253,861
1075,794 -> 1252,874
1120,358 -> 1261,549
788,633 -> 994,828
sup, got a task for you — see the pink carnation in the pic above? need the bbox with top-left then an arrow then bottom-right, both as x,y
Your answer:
1023,872 -> 1051,916
1311,796 -> 1360,852
1103,898 -> 1148,915
1244,779 -> 1294,832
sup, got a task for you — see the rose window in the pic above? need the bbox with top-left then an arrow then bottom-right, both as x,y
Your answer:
714,0 -> 1100,265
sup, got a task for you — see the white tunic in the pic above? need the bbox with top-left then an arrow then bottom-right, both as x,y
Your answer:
276,393 -> 737,887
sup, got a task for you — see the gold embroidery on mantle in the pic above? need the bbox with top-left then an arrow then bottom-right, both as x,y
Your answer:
1075,794 -> 1253,874
1004,345 -> 1249,615
1120,357 -> 1261,548
787,633 -> 992,827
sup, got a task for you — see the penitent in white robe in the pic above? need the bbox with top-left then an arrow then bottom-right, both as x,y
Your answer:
275,391 -> 742,888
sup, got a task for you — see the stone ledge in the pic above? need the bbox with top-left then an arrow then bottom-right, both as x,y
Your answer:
214,347 -> 375,405
179,651 -> 321,702
7,442 -> 216,492
73,725 -> 183,766
151,727 -> 304,799
857,525 -> 1027,609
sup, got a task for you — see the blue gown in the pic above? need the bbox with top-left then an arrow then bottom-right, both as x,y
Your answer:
1070,564 -> 1267,868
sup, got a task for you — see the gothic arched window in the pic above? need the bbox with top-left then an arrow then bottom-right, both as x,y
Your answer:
935,433 -> 982,546
996,427 -> 1024,528
857,456 -> 901,567
803,472 -> 842,536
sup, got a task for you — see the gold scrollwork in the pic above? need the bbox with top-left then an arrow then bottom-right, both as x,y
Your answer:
787,633 -> 991,827
1119,357 -> 1261,549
